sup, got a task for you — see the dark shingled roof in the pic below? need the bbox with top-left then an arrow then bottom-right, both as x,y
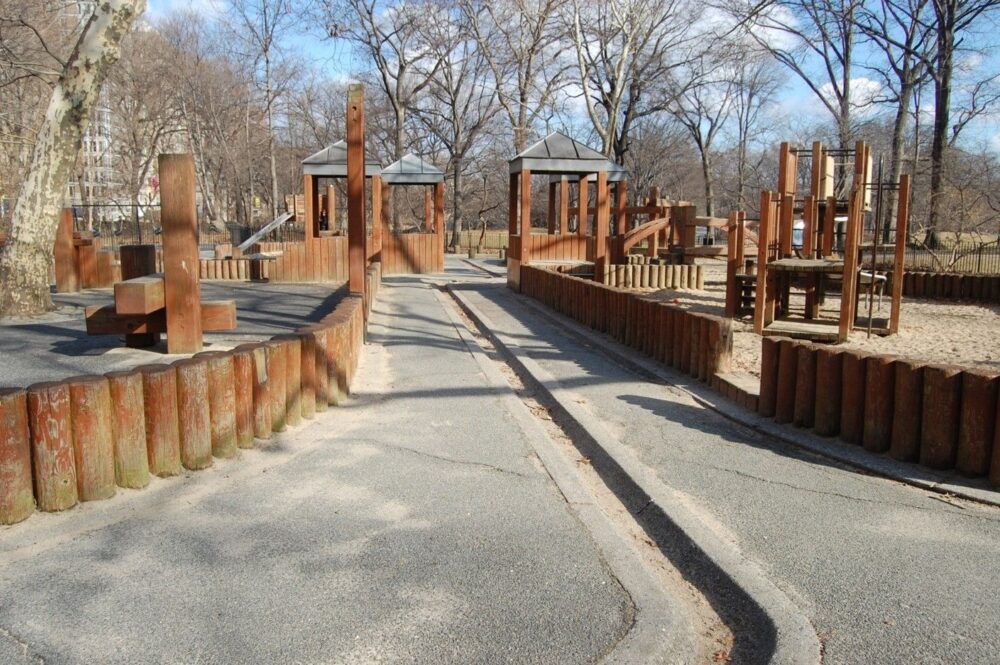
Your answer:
302,140 -> 381,177
509,132 -> 613,174
382,153 -> 444,185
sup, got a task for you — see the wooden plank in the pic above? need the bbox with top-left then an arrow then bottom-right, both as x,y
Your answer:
347,84 -> 367,295
160,153 -> 203,353
78,244 -> 97,288
86,300 -> 235,335
577,176 -> 588,238
54,209 -> 78,292
114,275 -> 165,315
560,177 -> 570,235
520,169 -> 532,264
838,187 -> 864,342
753,191 -> 772,334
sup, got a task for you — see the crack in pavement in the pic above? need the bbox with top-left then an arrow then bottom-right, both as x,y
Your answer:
343,438 -> 534,479
0,625 -> 44,664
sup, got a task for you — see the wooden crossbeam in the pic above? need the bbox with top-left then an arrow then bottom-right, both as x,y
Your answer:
114,275 -> 164,315
85,300 -> 236,336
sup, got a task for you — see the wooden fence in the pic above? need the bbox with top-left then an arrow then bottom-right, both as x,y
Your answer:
380,232 -> 443,275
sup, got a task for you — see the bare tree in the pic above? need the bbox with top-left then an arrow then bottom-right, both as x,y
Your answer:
227,0 -> 303,221
569,0 -> 704,162
460,0 -> 568,151
416,11 -> 500,248
728,52 -> 781,210
733,0 -> 863,150
0,0 -> 146,316
669,57 -> 737,215
322,0 -> 442,162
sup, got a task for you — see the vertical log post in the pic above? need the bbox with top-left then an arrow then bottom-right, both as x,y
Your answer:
104,370 -> 150,488
140,364 -> 182,477
0,389 -> 34,523
159,153 -> 203,354
347,84 -> 367,297
173,357 -> 213,470
27,382 -> 77,511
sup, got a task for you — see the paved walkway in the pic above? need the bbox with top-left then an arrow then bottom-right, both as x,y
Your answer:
454,269 -> 1000,665
0,274 -> 635,664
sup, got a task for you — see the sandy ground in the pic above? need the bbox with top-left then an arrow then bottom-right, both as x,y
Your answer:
639,262 -> 1000,378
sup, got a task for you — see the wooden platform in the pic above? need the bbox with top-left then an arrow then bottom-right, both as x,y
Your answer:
769,258 -> 844,273
763,315 -> 891,341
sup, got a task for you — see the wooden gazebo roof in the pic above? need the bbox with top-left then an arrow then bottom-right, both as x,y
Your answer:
509,132 -> 613,174
302,140 -> 381,177
381,153 -> 444,185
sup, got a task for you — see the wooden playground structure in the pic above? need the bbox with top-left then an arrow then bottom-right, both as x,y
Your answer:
507,132 -> 726,290
726,140 -> 911,343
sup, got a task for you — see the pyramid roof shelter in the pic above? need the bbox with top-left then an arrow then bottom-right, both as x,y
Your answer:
302,140 -> 381,177
509,132 -> 614,174
549,161 -> 627,183
382,154 -> 445,185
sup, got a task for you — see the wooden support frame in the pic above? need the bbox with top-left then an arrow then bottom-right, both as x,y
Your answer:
371,175 -> 383,260
838,186 -> 864,342
346,84 -> 367,296
519,169 -> 532,263
159,154 -> 203,354
577,176 -> 589,237
594,171 -> 610,279
559,177 -> 570,235
547,181 -> 557,233
424,188 -> 433,233
753,191 -> 773,334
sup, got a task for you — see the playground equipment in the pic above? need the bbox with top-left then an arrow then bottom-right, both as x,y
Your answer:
380,153 -> 445,273
726,140 -> 910,342
84,154 -> 237,353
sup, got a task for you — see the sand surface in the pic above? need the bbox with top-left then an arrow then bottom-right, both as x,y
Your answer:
639,263 -> 1000,378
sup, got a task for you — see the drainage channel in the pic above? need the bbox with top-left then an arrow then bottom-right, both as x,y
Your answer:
439,285 -> 733,664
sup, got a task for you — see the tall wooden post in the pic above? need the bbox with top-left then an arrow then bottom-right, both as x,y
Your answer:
519,170 -> 532,264
547,181 -> 557,233
594,171 -> 609,281
615,181 -> 627,236
303,174 -> 317,244
424,188 -> 433,233
577,176 -> 589,237
434,181 -> 445,270
889,174 -> 910,334
838,186 -> 864,342
346,85 -> 367,296
559,177 -> 569,235
159,154 -> 202,354
725,211 -> 739,318
371,176 -> 383,260
54,209 -> 77,293
326,184 -> 336,231
753,191 -> 773,335
508,173 -> 519,248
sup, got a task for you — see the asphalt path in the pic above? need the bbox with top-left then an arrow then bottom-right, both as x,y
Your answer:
454,273 -> 1000,665
0,282 -> 347,387
0,274 -> 633,664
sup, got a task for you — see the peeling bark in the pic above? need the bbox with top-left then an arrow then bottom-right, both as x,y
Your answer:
0,0 -> 147,317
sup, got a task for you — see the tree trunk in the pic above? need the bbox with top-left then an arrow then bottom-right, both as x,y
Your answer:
884,80 -> 914,243
265,55 -> 279,223
450,158 -> 463,249
0,0 -> 146,317
929,18 -> 955,235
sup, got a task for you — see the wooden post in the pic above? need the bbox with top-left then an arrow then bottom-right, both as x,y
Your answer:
838,186 -> 864,342
560,177 -> 570,235
346,84 -> 367,296
159,153 -> 203,354
753,191 -> 772,334
577,175 -> 588,237
54,209 -> 78,292
594,171 -> 609,281
27,382 -> 78,511
725,211 -> 739,318
424,187 -> 433,233
139,364 -> 182,477
889,174 -> 910,334
304,174 -> 317,245
519,169 -> 532,264
547,181 -> 557,233
104,370 -> 150,488
173,357 -> 213,470
508,173 -> 519,237
372,175 -> 383,260
119,244 -> 160,347
822,196 -> 836,257
0,389 -> 34,524
326,183 -> 337,231
615,181 -> 627,236
434,181 -> 445,269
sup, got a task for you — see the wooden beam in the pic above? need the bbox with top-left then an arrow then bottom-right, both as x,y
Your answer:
159,153 -> 203,354
519,169 -> 532,263
346,84 -> 366,296
547,181 -> 557,233
822,196 -> 836,257
889,174 -> 910,334
424,188 -> 433,233
85,300 -> 236,336
753,191 -> 772,334
508,173 -> 518,237
559,177 -> 569,235
725,211 -> 739,318
303,174 -> 317,244
371,175 -> 382,260
615,181 -> 627,236
54,209 -> 78,293
838,186 -> 864,342
114,275 -> 164,315
327,184 -> 337,231
577,176 -> 588,237
594,171 -> 609,281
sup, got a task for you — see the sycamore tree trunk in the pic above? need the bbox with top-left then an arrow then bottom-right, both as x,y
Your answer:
0,0 -> 146,317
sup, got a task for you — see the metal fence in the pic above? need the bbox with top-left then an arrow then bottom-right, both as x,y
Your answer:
860,239 -> 1000,275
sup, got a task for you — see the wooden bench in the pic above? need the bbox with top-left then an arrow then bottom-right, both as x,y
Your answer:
86,273 -> 236,348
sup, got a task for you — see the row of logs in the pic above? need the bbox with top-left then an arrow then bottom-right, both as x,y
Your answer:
759,336 -> 1000,483
603,263 -> 704,290
902,271 -> 1000,303
0,267 -> 379,525
519,266 -> 732,384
